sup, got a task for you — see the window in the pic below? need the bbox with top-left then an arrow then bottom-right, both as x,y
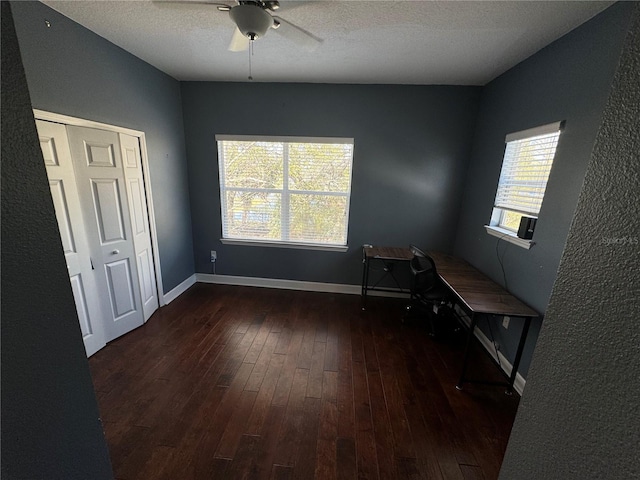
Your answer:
488,121 -> 562,243
216,135 -> 354,249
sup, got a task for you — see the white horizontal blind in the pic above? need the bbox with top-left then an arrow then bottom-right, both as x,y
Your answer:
217,136 -> 354,246
494,127 -> 561,216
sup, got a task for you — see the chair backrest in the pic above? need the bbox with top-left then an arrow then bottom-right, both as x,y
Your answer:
409,244 -> 439,293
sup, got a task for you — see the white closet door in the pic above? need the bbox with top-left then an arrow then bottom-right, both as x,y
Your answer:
66,125 -> 144,342
37,120 -> 107,356
119,133 -> 158,321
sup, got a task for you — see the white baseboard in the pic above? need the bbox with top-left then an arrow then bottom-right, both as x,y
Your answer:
454,305 -> 526,395
162,274 -> 196,304
196,273 -> 358,294
195,273 -> 410,299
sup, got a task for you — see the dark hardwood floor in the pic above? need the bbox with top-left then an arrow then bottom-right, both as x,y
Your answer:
89,284 -> 520,480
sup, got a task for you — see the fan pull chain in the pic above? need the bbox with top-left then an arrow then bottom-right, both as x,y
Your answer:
248,41 -> 254,81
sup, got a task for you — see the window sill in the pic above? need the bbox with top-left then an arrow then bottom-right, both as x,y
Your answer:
220,238 -> 349,252
484,225 -> 535,250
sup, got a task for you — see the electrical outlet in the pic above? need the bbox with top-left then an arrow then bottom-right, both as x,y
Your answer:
502,316 -> 510,329
210,250 -> 217,262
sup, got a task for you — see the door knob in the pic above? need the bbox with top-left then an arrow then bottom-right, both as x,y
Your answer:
111,249 -> 120,255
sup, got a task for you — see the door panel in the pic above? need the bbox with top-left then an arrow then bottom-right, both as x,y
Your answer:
128,179 -> 146,236
91,178 -> 126,243
105,259 -> 138,333
48,180 -> 76,254
40,136 -> 60,166
85,142 -> 116,167
37,120 -> 107,357
120,134 -> 159,321
70,274 -> 93,338
137,250 -> 154,305
67,126 -> 144,342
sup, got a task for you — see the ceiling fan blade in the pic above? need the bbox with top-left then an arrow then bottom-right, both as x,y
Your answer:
228,27 -> 250,52
153,0 -> 232,7
272,16 -> 322,51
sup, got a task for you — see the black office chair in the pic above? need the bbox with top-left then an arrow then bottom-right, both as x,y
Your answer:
404,245 -> 450,336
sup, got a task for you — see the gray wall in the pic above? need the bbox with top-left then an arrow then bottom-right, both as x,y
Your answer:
500,4 -> 640,478
453,2 -> 633,377
11,1 -> 195,293
1,3 -> 113,478
182,82 -> 481,284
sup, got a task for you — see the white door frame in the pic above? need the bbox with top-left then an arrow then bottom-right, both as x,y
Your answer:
34,109 -> 166,307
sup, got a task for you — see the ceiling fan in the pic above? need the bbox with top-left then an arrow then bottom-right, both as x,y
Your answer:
168,0 -> 322,52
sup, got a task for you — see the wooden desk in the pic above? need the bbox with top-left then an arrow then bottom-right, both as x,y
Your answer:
428,251 -> 538,393
361,246 -> 413,309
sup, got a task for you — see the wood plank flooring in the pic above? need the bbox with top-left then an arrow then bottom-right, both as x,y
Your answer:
89,284 -> 520,480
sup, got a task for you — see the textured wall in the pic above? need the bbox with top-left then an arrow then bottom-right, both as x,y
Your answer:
453,2 -> 632,378
499,4 -> 640,479
11,1 -> 194,293
1,3 -> 113,478
182,82 -> 480,284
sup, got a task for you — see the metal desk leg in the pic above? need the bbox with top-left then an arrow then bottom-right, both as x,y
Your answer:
506,316 -> 532,394
361,256 -> 370,310
456,313 -> 477,390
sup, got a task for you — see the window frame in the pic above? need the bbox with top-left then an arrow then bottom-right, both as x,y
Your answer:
486,121 -> 563,248
216,135 -> 354,252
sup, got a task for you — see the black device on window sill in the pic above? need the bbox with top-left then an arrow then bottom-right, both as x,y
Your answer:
517,216 -> 537,239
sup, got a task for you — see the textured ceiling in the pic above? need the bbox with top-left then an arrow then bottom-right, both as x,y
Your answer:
41,0 -> 612,85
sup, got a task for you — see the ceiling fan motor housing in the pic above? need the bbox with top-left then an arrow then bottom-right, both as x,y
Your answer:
230,4 -> 274,40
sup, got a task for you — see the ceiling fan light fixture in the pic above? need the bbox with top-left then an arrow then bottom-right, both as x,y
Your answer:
229,4 -> 273,40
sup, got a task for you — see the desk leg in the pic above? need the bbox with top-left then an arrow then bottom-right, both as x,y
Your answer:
506,316 -> 532,394
456,313 -> 477,390
361,256 -> 370,310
